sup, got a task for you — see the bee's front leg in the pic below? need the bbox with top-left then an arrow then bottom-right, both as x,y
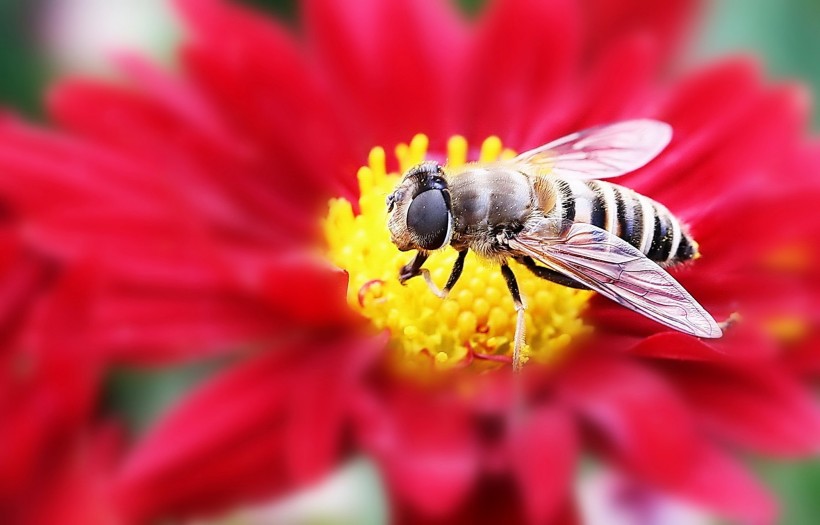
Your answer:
400,250 -> 468,300
420,249 -> 468,299
398,251 -> 429,284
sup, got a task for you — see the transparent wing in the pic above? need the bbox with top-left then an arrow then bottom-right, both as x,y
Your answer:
510,220 -> 722,338
514,119 -> 672,180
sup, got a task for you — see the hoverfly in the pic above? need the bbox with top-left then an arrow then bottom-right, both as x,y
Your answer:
386,120 -> 722,370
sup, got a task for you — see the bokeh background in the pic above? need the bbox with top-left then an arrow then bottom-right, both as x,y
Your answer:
2,1 -> 820,125
1,1 -> 819,523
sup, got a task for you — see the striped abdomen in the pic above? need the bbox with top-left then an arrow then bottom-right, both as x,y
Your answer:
552,178 -> 697,265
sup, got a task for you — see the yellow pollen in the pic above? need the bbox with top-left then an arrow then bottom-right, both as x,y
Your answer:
323,134 -> 593,372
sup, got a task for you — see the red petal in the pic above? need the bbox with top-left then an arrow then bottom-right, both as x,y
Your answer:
459,0 -> 582,147
693,187 -> 820,275
303,0 -> 466,151
669,443 -> 777,525
115,336 -> 378,522
83,249 -> 352,364
0,231 -> 50,329
575,35 -> 662,127
0,263 -> 104,507
48,78 -> 318,241
508,406 -> 577,525
414,478 -> 580,525
628,58 -> 763,196
356,385 -> 480,519
556,356 -> 698,483
626,332 -> 776,363
582,0 -> 700,62
0,118 -> 163,212
178,0 -> 357,200
659,361 -> 820,456
22,426 -> 123,525
650,84 -> 812,215
283,333 -> 386,485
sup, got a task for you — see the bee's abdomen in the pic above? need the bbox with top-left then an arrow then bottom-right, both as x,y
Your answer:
563,179 -> 696,265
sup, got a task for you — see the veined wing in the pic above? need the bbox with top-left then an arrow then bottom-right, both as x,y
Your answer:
514,119 -> 672,180
509,220 -> 722,338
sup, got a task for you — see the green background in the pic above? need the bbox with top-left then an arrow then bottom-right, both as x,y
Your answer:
0,0 -> 818,523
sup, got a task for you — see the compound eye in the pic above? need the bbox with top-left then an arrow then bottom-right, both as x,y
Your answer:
406,189 -> 451,250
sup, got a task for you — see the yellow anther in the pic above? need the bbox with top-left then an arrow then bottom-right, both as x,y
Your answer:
500,148 -> 517,160
480,136 -> 503,162
356,165 -> 372,190
488,306 -> 510,334
323,134 -> 591,372
440,300 -> 460,323
457,311 -> 478,340
456,289 -> 474,310
396,143 -> 410,172
447,135 -> 468,167
368,146 -> 386,179
473,298 -> 490,323
409,134 -> 430,166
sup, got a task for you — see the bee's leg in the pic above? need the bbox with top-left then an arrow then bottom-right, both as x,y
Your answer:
398,251 -> 429,284
420,249 -> 468,299
501,263 -> 526,372
517,256 -> 589,290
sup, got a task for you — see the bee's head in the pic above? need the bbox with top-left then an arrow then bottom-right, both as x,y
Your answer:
387,161 -> 453,252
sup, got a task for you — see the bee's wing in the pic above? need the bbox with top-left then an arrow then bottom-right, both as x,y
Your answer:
514,119 -> 672,180
509,219 -> 722,338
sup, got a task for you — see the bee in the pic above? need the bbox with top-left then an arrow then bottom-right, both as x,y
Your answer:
386,120 -> 722,371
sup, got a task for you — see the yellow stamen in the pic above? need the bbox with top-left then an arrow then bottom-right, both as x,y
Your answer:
324,134 -> 593,373
479,136 -> 502,162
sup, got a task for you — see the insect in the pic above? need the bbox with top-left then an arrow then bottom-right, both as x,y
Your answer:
386,120 -> 722,371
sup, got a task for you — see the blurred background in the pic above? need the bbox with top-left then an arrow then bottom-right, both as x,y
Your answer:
1,0 -> 818,523
2,0 -> 819,125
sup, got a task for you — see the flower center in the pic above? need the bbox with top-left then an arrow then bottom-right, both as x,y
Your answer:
324,134 -> 592,373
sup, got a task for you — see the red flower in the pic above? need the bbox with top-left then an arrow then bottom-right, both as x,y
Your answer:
0,231 -> 113,523
1,0 -> 819,524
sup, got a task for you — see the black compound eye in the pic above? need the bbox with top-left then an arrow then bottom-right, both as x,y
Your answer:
406,190 -> 451,250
